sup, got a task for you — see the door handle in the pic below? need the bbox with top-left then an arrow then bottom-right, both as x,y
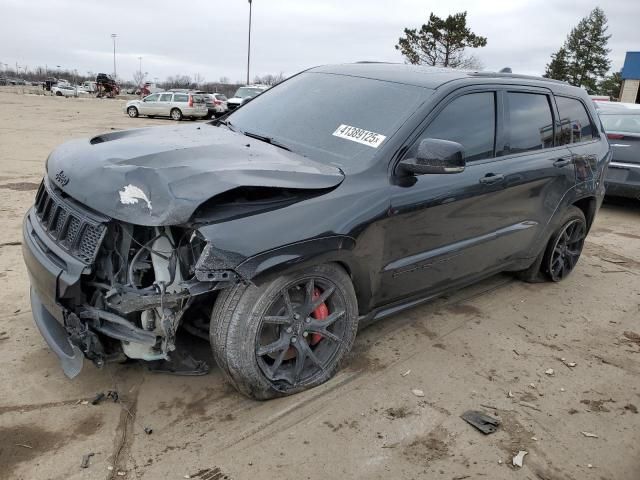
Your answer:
553,157 -> 572,168
479,173 -> 505,185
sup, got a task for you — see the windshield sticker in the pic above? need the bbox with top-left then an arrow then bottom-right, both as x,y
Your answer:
119,184 -> 152,210
332,124 -> 386,148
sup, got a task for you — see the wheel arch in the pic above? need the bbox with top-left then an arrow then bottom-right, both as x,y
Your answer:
234,236 -> 372,315
571,196 -> 597,232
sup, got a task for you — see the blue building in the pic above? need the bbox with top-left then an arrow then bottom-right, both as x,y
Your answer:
620,51 -> 640,103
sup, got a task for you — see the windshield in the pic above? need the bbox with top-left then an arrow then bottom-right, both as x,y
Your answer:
234,87 -> 265,99
600,114 -> 640,134
226,72 -> 431,167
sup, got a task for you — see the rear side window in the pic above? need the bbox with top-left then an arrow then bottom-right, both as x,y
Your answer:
419,92 -> 495,161
556,96 -> 595,144
506,92 -> 554,153
173,93 -> 188,102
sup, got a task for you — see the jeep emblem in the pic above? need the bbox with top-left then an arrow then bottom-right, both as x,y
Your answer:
55,170 -> 69,186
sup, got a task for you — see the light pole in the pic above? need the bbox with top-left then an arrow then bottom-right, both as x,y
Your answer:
138,56 -> 142,76
246,0 -> 252,85
111,34 -> 117,79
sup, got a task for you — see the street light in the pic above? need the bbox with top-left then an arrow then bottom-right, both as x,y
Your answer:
111,34 -> 117,79
246,0 -> 252,85
138,56 -> 143,76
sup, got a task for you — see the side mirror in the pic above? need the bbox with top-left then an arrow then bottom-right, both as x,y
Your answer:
398,138 -> 466,175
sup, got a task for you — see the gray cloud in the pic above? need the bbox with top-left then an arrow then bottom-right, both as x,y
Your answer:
1,0 -> 637,82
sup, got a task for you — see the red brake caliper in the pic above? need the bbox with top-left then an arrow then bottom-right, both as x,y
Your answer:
310,288 -> 329,345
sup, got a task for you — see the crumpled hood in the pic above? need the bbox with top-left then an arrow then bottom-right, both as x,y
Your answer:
46,123 -> 344,226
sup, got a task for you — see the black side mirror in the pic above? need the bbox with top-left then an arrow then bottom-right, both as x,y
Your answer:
398,138 -> 466,175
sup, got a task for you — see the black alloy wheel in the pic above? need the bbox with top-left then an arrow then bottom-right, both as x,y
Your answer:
546,217 -> 586,281
255,277 -> 347,386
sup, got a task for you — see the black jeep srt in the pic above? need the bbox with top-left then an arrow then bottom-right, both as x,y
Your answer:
22,63 -> 609,399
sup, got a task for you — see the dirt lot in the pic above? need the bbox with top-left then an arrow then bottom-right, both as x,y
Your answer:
0,88 -> 639,480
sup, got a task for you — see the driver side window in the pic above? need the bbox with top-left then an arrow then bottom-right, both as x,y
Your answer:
144,94 -> 159,102
410,92 -> 496,162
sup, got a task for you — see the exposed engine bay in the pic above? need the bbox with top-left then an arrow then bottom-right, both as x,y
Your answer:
71,224 -> 226,372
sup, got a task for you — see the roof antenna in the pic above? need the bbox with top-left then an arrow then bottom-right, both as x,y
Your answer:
499,67 -> 512,73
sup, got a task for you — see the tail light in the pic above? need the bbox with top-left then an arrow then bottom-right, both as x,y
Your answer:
188,95 -> 193,107
607,133 -> 624,140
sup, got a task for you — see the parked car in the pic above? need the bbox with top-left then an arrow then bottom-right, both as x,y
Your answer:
124,92 -> 208,120
227,84 -> 269,110
22,63 -> 609,400
195,92 -> 228,118
597,102 -> 640,198
51,84 -> 77,97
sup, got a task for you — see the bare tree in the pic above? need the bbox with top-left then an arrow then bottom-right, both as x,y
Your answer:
252,72 -> 286,86
219,76 -> 230,84
192,73 -> 205,88
133,70 -> 146,88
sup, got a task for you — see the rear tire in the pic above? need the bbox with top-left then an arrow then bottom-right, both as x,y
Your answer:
210,264 -> 359,400
517,206 -> 586,283
170,108 -> 183,121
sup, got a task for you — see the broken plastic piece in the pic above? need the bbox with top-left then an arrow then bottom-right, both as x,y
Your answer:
81,452 -> 95,468
411,389 -> 425,397
147,350 -> 209,376
461,410 -> 500,434
513,450 -> 528,467
91,392 -> 106,405
581,431 -> 598,438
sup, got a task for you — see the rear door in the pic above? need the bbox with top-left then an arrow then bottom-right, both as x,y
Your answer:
555,96 -> 601,188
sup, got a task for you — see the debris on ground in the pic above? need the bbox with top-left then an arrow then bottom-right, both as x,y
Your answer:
91,392 -> 106,405
507,390 -> 514,398
512,450 -> 528,467
623,331 -> 640,345
545,368 -> 555,376
559,357 -> 577,368
411,389 -> 424,397
581,431 -> 599,438
15,443 -> 33,449
401,369 -> 411,377
461,410 -> 500,434
91,390 -> 119,405
81,452 -> 95,468
144,426 -> 153,435
624,404 -> 638,414
519,401 -> 542,412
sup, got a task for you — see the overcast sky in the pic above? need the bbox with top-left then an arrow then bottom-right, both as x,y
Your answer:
1,0 -> 637,83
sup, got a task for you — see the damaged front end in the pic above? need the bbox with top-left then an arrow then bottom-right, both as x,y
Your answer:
23,178 -> 240,377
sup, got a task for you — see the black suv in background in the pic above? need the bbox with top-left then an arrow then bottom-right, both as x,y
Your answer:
23,63 -> 609,399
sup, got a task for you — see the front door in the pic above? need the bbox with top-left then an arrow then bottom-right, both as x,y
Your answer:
139,93 -> 160,115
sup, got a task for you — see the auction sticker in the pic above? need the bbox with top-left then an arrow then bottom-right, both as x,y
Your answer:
332,124 -> 386,148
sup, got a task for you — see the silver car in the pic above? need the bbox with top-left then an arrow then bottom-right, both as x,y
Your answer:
125,92 -> 208,120
597,102 -> 640,199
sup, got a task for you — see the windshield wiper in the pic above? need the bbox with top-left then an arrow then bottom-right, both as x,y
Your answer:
214,118 -> 237,132
243,131 -> 292,152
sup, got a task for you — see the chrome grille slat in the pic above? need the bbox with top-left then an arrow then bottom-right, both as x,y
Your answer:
32,180 -> 107,264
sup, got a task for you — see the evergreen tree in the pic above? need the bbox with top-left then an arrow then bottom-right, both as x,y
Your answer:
396,12 -> 487,69
545,7 -> 611,94
544,47 -> 570,81
597,71 -> 622,99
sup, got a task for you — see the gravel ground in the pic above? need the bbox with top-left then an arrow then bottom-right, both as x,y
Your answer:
0,88 -> 639,480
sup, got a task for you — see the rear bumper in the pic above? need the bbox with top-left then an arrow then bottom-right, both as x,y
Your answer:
605,162 -> 640,199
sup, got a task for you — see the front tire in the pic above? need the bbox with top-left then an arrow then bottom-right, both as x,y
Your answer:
210,264 -> 359,400
127,106 -> 138,118
170,108 -> 183,121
